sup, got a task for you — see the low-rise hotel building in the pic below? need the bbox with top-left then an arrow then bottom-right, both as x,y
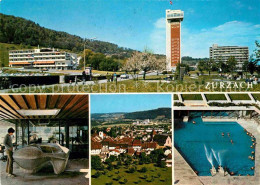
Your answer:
9,48 -> 77,70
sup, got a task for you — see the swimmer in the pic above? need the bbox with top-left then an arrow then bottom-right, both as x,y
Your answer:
230,140 -> 233,144
249,156 -> 252,159
227,133 -> 230,137
251,156 -> 254,160
192,121 -> 196,124
230,172 -> 234,176
247,132 -> 249,135
222,132 -> 224,136
252,151 -> 255,154
253,143 -> 255,146
252,139 -> 255,142
250,145 -> 253,148
251,167 -> 255,170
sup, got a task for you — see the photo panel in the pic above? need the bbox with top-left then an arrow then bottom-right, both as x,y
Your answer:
0,94 -> 89,185
90,94 -> 173,185
173,92 -> 259,185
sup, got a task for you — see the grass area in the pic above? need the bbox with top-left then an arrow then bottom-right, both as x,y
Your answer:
181,94 -> 203,100
229,94 -> 251,100
205,94 -> 227,101
7,78 -> 260,93
252,93 -> 260,101
92,70 -> 124,75
92,164 -> 172,185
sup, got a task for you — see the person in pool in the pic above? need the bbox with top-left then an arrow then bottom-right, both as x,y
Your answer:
252,151 -> 255,154
230,172 -> 234,176
230,139 -> 233,144
221,132 -> 224,136
192,121 -> 196,124
227,133 -> 230,137
251,167 -> 255,170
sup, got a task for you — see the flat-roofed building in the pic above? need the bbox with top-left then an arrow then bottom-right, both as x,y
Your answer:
209,44 -> 249,71
9,48 -> 77,70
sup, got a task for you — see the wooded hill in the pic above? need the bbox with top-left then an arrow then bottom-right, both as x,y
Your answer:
0,13 -> 135,57
124,108 -> 171,119
91,108 -> 171,120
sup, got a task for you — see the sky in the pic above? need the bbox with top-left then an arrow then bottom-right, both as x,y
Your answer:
0,0 -> 259,57
91,94 -> 171,113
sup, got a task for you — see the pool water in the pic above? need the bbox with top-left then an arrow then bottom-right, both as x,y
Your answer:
174,116 -> 255,176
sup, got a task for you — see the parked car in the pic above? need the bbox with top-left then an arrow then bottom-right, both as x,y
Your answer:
120,74 -> 129,79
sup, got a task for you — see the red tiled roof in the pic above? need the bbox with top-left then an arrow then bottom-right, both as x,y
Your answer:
113,149 -> 120,153
91,142 -> 102,150
142,142 -> 157,149
132,139 -> 142,146
127,148 -> 135,154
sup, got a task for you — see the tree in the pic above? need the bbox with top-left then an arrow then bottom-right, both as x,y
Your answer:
254,40 -> 260,62
197,60 -> 205,75
128,166 -> 137,173
248,58 -> 257,75
206,59 -> 214,75
157,160 -> 166,168
79,49 -> 94,68
91,156 -> 103,170
123,51 -> 166,80
242,60 -> 249,78
226,56 -> 237,76
140,167 -> 147,173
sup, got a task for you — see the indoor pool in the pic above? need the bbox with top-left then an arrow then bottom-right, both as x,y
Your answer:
174,115 -> 255,176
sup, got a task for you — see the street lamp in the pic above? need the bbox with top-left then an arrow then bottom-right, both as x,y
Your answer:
83,37 -> 97,70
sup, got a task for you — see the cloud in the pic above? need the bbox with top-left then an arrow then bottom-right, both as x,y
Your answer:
182,21 -> 260,57
150,19 -> 260,57
149,17 -> 166,54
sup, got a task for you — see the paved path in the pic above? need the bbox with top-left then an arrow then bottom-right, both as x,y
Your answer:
174,148 -> 203,185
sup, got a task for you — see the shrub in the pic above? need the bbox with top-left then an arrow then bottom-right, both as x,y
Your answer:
140,167 -> 147,173
93,171 -> 101,178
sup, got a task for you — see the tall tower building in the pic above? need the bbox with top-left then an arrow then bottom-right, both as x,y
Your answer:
166,9 -> 184,71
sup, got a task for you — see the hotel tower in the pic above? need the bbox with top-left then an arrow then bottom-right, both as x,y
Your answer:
166,9 -> 184,71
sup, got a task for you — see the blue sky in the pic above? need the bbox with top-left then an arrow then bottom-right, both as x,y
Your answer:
0,0 -> 259,57
91,94 -> 171,113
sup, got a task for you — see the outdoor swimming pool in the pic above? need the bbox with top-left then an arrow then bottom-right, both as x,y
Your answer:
174,114 -> 255,176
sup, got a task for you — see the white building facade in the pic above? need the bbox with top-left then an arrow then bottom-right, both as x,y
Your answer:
9,48 -> 77,70
209,44 -> 249,71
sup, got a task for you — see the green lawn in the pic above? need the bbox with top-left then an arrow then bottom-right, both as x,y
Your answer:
252,93 -> 260,101
92,163 -> 172,185
205,94 -> 227,101
229,94 -> 251,100
8,79 -> 260,93
181,94 -> 203,100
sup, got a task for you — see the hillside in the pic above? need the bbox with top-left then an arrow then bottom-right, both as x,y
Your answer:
0,43 -> 37,67
182,56 -> 209,66
124,108 -> 171,119
0,13 -> 135,66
